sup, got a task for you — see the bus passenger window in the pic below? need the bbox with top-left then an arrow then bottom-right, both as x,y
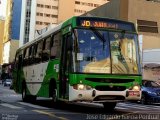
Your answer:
50,33 -> 61,59
28,46 -> 34,65
15,54 -> 19,68
35,41 -> 43,63
23,48 -> 29,66
42,37 -> 51,62
15,52 -> 22,68
32,44 -> 37,64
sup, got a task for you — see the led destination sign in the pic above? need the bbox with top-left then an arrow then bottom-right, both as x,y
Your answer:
77,17 -> 136,32
81,20 -> 118,29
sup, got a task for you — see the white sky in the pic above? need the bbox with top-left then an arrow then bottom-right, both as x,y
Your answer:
0,0 -> 7,17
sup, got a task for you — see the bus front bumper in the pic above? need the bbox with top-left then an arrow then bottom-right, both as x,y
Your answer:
69,86 -> 141,102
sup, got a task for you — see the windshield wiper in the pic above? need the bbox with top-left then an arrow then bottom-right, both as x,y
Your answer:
90,27 -> 106,50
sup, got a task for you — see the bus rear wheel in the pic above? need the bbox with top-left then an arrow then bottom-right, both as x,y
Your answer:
22,86 -> 28,102
51,89 -> 59,108
52,89 -> 57,102
22,86 -> 37,102
103,102 -> 117,111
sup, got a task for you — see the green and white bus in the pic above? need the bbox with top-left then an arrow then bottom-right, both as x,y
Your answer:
13,16 -> 142,110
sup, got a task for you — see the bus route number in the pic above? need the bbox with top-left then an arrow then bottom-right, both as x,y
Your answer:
81,20 -> 118,29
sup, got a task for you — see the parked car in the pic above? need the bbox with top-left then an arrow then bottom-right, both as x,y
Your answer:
141,80 -> 160,104
3,79 -> 12,87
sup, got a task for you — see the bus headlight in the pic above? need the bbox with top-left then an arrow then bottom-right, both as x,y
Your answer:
129,85 -> 140,91
78,84 -> 85,90
73,84 -> 92,90
132,85 -> 140,91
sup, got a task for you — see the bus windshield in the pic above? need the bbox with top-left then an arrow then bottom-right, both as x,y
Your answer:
73,28 -> 140,74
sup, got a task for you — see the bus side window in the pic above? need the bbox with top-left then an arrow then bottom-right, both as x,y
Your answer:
28,46 -> 33,65
32,44 -> 37,64
42,36 -> 51,62
23,48 -> 29,66
50,32 -> 61,59
35,41 -> 43,63
14,53 -> 19,69
22,50 -> 25,66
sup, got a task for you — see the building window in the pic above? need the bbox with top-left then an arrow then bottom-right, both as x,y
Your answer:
41,4 -> 44,8
37,4 -> 41,7
137,20 -> 158,33
44,22 -> 50,25
52,6 -> 58,9
45,5 -> 51,9
146,0 -> 160,3
75,1 -> 80,4
94,4 -> 99,7
27,0 -> 31,6
44,14 -> 50,17
51,15 -> 58,18
74,9 -> 86,13
36,13 -> 39,16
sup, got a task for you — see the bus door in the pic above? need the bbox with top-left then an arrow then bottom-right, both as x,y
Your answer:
59,33 -> 72,99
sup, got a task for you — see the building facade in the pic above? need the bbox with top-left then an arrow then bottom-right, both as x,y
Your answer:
2,0 -> 21,64
11,0 -> 22,40
19,0 -> 109,47
0,17 -> 5,65
83,0 -> 160,50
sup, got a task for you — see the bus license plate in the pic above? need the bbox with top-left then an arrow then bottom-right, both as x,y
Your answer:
129,91 -> 140,96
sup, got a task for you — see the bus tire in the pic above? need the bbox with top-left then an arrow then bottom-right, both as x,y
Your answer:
49,80 -> 58,107
52,89 -> 57,102
103,102 -> 117,111
29,95 -> 37,103
51,89 -> 59,107
22,85 -> 28,102
32,95 -> 37,101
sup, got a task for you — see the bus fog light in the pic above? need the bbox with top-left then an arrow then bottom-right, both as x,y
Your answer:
86,85 -> 92,90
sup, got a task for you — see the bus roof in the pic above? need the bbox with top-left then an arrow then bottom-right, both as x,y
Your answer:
17,16 -> 136,52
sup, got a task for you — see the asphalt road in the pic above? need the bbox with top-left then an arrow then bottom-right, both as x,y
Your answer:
0,83 -> 160,120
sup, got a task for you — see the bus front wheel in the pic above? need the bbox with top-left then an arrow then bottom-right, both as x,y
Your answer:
103,102 -> 117,111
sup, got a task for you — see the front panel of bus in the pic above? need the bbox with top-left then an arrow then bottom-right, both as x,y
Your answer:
63,17 -> 142,102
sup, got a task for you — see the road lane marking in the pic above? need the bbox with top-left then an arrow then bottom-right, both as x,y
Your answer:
33,110 -> 69,120
1,103 -> 22,109
115,106 -> 129,110
1,94 -> 21,97
118,103 -> 160,110
18,102 -> 49,109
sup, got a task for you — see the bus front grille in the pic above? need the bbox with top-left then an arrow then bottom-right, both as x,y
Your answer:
95,86 -> 126,91
85,78 -> 134,83
93,95 -> 125,101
